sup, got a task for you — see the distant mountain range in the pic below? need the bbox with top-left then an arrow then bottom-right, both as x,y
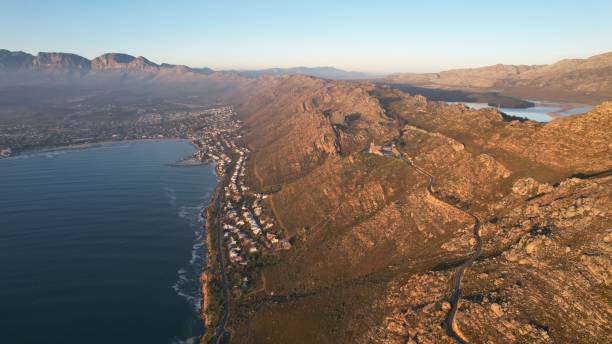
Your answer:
0,49 -> 373,82
386,52 -> 612,103
3,49 -> 611,102
0,50 -> 218,81
234,66 -> 374,80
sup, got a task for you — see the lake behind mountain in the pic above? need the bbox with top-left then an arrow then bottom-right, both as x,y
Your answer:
449,101 -> 593,122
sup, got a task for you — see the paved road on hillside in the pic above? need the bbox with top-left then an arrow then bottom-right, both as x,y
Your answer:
400,154 -> 482,344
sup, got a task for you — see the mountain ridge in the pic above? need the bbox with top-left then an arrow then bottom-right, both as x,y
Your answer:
0,49 -> 372,81
234,66 -> 374,80
386,51 -> 612,103
0,49 -> 220,80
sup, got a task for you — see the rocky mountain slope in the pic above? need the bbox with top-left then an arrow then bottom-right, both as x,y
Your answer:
225,76 -> 611,343
386,52 -> 612,103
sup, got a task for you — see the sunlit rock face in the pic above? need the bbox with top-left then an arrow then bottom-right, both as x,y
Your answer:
228,78 -> 611,344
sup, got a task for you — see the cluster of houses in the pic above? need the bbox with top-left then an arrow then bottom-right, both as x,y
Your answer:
188,106 -> 291,291
190,106 -> 240,166
220,147 -> 291,267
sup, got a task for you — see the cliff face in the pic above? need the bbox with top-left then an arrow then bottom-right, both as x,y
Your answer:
229,76 -> 611,343
0,49 -> 224,81
31,52 -> 91,73
0,50 -> 34,69
91,53 -> 140,70
0,50 -> 91,74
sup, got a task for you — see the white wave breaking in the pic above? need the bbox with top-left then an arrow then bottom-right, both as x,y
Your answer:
164,186 -> 177,205
170,337 -> 199,344
172,203 -> 207,313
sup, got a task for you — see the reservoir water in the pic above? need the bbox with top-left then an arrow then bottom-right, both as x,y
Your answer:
0,140 -> 216,344
448,101 -> 593,122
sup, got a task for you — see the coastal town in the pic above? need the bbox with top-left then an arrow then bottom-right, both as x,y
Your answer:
190,107 -> 290,294
0,105 -> 237,158
186,105 -> 294,342
0,101 -> 290,341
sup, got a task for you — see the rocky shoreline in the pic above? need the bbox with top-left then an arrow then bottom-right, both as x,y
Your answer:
199,182 -> 219,339
192,105 -> 293,343
199,157 -> 227,343
198,158 -> 219,331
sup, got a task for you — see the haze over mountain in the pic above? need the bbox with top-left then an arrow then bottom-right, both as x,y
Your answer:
1,45 -> 611,344
386,52 -> 612,104
234,66 -> 374,80
0,49 -> 220,83
0,49 -> 373,83
2,1 -> 612,343
4,49 -> 612,104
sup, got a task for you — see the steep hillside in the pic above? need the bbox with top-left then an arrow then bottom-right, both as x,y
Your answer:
226,76 -> 611,343
237,75 -> 397,186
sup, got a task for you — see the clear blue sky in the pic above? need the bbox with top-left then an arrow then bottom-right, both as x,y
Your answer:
2,0 -> 611,73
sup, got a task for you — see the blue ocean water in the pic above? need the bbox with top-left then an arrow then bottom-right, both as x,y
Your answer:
0,140 -> 216,344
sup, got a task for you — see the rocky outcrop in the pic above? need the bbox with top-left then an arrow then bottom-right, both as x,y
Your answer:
32,52 -> 91,73
237,75 -> 397,186
486,101 -> 612,173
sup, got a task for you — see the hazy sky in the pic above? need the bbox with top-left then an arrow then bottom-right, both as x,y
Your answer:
2,0 -> 612,73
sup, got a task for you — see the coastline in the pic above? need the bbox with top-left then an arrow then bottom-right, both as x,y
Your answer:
200,164 -> 221,339
2,106 -> 240,343
192,133 -> 234,344
199,155 -> 233,344
0,138 -> 217,342
200,194 -> 214,332
0,137 -> 193,159
3,136 -> 220,340
201,186 -> 220,344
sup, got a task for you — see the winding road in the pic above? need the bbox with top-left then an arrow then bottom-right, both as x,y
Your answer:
209,148 -> 482,344
400,154 -> 482,344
